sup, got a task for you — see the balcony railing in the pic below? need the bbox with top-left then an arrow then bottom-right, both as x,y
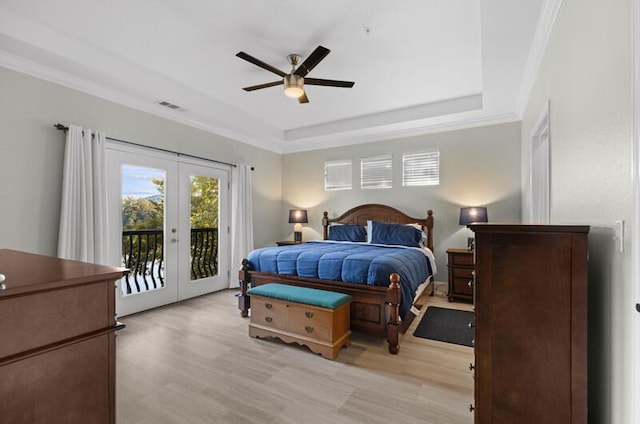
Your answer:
121,228 -> 218,295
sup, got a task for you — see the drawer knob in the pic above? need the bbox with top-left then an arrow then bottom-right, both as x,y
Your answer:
305,311 -> 314,319
0,283 -> 6,291
469,363 -> 475,371
469,404 -> 475,412
265,303 -> 273,309
265,316 -> 273,323
305,325 -> 314,333
468,321 -> 474,329
468,280 -> 473,288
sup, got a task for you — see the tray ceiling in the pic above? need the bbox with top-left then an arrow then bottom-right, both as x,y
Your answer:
0,0 -> 544,153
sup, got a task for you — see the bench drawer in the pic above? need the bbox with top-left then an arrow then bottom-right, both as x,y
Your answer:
287,304 -> 332,342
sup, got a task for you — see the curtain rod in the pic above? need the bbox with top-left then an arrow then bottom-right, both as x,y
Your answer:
54,123 -> 254,170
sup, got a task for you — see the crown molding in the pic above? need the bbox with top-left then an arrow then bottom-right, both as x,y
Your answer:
515,0 -> 565,118
0,50 -> 286,154
281,112 -> 520,154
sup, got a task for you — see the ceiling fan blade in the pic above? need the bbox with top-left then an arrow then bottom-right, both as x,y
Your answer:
294,46 -> 330,77
298,92 -> 309,104
304,78 -> 355,88
242,81 -> 284,92
236,52 -> 287,77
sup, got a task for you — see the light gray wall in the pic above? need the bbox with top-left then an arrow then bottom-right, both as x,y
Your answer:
0,66 -> 282,257
282,122 -> 522,277
520,0 -> 633,422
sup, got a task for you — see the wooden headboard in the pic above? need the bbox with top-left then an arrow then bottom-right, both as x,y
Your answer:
322,204 -> 434,251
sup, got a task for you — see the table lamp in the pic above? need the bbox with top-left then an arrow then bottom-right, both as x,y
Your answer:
459,207 -> 488,250
288,209 -> 308,243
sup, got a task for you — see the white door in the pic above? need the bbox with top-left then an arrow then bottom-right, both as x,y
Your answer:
177,161 -> 229,299
106,145 -> 229,316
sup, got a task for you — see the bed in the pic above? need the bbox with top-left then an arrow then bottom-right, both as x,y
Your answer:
238,204 -> 435,354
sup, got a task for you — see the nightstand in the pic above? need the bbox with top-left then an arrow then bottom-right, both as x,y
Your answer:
275,240 -> 304,246
446,248 -> 474,303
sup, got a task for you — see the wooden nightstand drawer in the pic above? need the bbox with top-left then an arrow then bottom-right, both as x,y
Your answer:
452,277 -> 473,296
453,267 -> 474,279
446,248 -> 474,303
450,252 -> 474,266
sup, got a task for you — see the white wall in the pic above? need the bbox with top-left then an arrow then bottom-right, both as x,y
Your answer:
0,66 -> 283,257
520,0 -> 634,422
282,122 -> 522,276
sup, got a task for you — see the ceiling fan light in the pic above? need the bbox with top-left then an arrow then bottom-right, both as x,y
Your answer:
284,74 -> 304,98
284,86 -> 304,98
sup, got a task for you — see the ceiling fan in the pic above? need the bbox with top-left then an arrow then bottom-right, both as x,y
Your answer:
236,45 -> 354,104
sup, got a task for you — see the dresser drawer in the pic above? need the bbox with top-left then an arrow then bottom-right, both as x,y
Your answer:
0,281 -> 113,359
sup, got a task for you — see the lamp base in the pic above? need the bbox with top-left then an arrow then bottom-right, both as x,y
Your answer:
294,231 -> 302,243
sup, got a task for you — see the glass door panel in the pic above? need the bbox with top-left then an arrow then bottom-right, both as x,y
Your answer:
189,174 -> 219,281
120,164 -> 166,295
178,163 -> 229,299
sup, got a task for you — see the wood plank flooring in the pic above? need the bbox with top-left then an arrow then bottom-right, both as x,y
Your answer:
116,283 -> 474,424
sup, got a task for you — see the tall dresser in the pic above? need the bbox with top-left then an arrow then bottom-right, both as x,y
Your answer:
0,249 -> 127,424
468,225 -> 588,423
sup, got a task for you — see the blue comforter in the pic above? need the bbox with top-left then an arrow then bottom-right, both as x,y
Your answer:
246,241 -> 434,318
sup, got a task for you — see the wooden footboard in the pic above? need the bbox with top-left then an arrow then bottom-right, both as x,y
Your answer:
238,259 -> 402,354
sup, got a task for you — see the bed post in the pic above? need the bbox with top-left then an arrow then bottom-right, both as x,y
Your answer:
238,258 -> 251,318
386,273 -> 401,354
425,209 -> 434,251
322,211 -> 329,240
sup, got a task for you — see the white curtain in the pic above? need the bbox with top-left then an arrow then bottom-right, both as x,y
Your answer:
58,125 -> 109,264
230,164 -> 254,288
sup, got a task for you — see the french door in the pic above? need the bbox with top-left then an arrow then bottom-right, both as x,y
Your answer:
106,145 -> 229,317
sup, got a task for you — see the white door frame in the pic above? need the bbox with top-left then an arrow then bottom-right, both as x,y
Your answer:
631,0 -> 640,422
106,142 -> 231,316
529,99 -> 551,224
106,144 -> 179,317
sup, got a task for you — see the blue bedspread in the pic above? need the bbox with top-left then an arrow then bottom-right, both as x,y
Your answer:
246,241 -> 434,318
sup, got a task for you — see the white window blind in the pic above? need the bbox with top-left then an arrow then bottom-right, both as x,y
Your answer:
324,159 -> 352,191
402,151 -> 440,186
361,155 -> 392,189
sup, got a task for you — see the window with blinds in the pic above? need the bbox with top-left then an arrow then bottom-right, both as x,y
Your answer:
324,159 -> 352,191
361,155 -> 392,189
402,151 -> 440,186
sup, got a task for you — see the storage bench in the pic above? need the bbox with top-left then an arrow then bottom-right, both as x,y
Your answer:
247,283 -> 352,359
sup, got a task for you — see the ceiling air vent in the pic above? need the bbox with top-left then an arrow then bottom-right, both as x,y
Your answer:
157,100 -> 186,112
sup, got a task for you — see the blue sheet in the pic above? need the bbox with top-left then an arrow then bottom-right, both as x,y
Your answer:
246,241 -> 434,318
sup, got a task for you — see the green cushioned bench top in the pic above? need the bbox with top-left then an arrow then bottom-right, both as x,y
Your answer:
247,283 -> 352,309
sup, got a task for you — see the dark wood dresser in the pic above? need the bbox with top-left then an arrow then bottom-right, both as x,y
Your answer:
469,225 -> 588,423
446,248 -> 474,303
0,249 -> 127,423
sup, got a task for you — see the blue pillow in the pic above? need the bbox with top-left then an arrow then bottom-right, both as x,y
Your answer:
328,224 -> 367,242
370,221 -> 422,247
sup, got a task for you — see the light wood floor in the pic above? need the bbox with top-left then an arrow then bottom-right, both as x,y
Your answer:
116,282 -> 474,424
